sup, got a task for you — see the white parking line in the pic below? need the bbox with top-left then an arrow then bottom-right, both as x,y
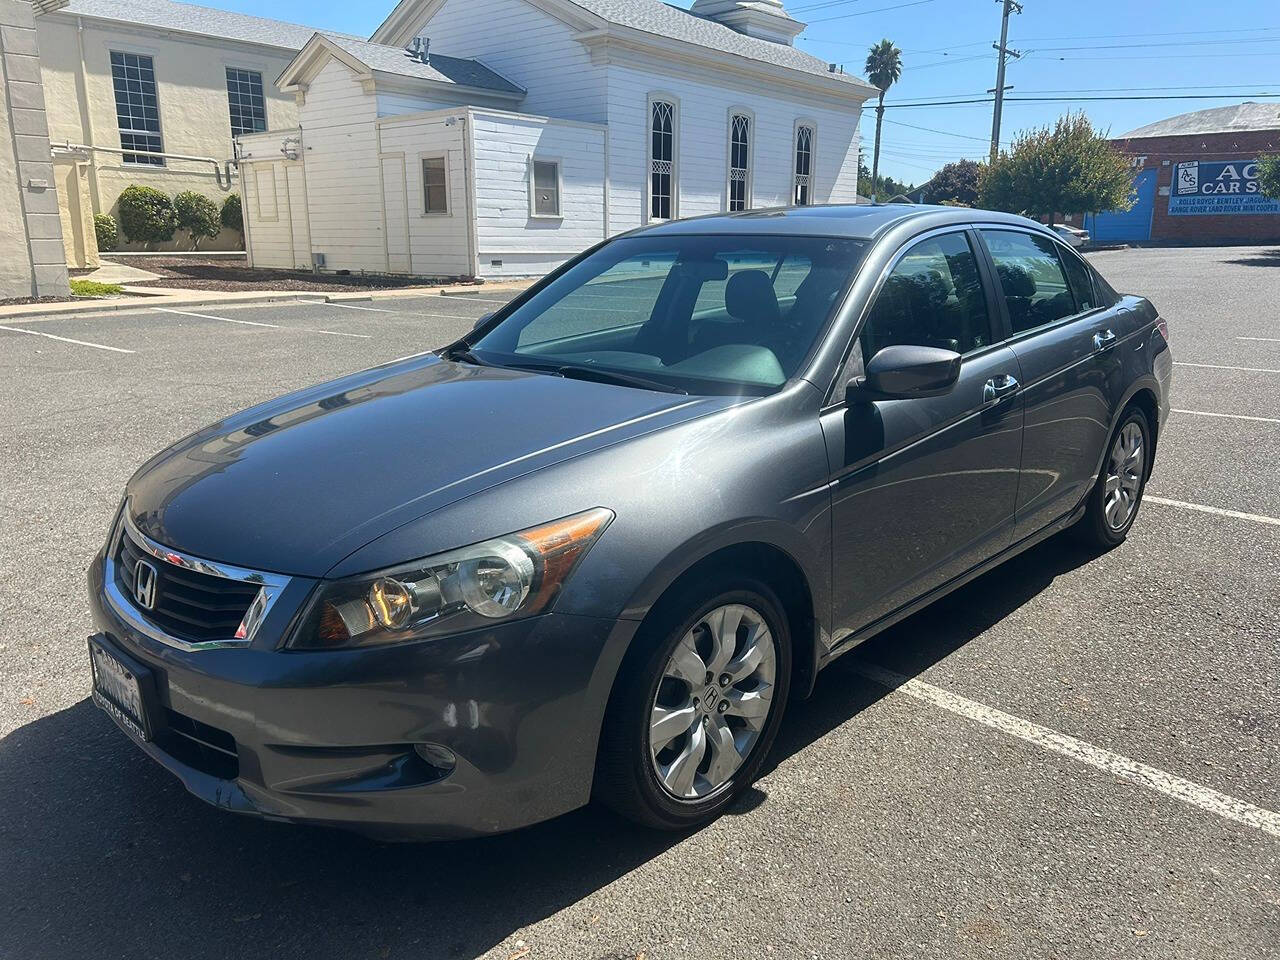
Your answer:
324,302 -> 396,313
1175,361 -> 1280,375
854,663 -> 1280,840
439,295 -> 514,305
154,307 -> 371,339
1145,495 -> 1280,527
1173,408 -> 1280,425
0,323 -> 134,354
1237,336 -> 1280,343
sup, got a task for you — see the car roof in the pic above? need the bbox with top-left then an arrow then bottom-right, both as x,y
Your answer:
632,203 -> 1048,241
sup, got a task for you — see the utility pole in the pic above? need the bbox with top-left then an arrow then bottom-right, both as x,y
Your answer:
989,0 -> 1022,163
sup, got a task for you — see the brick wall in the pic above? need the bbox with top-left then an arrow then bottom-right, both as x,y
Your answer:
0,0 -> 68,298
1115,129 -> 1280,244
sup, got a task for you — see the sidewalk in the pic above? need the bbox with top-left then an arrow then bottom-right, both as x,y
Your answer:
0,279 -> 535,322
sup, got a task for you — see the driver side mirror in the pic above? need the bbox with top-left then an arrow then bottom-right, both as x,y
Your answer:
846,344 -> 962,403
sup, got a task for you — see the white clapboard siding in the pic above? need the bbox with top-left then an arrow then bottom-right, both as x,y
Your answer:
377,90 -> 459,118
298,59 -> 386,273
238,129 -> 312,270
604,60 -> 862,236
377,113 -> 473,277
417,0 -> 606,123
469,109 -> 606,279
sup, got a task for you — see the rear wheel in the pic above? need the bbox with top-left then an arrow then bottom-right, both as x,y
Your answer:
595,576 -> 791,830
1075,405 -> 1151,548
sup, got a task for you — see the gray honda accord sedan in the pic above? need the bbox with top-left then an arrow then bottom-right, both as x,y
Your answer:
86,204 -> 1171,837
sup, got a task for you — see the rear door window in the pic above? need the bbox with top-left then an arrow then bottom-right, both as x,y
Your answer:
1057,244 -> 1097,312
980,229 -> 1077,334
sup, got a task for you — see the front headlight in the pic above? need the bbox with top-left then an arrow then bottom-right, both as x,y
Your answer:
287,507 -> 614,650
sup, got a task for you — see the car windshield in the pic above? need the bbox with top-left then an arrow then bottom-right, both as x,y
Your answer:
468,234 -> 866,395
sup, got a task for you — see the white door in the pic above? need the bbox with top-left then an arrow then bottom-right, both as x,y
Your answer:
381,154 -> 411,274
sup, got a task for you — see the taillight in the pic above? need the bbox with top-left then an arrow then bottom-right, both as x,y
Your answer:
1155,317 -> 1169,343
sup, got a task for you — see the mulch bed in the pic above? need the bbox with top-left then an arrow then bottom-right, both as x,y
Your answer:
0,295 -> 74,307
106,256 -> 476,293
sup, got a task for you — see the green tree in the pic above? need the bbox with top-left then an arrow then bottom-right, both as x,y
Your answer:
980,112 -> 1133,225
1258,154 -> 1280,200
863,39 -> 902,202
174,191 -> 221,249
925,159 -> 984,207
117,185 -> 176,247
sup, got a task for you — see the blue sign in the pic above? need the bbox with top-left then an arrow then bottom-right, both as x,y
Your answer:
1168,160 -> 1280,216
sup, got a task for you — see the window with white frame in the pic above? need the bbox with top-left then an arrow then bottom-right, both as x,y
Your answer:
794,124 -> 815,206
648,97 -> 677,221
727,112 -> 752,211
530,159 -> 561,217
110,51 -> 164,166
226,68 -> 267,141
422,156 -> 448,214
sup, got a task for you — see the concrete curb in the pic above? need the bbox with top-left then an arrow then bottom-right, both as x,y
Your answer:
0,282 -> 535,322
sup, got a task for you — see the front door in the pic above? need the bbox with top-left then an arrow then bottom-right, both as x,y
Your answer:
820,230 -> 1024,640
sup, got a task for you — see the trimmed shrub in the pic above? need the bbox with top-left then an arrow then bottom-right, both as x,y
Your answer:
174,191 -> 221,249
220,193 -> 243,236
93,213 -> 119,252
118,185 -> 176,247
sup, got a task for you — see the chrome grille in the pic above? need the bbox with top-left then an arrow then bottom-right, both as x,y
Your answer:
104,512 -> 290,651
115,532 -> 260,642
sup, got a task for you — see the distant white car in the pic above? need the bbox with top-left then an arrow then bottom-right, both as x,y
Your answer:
1053,224 -> 1090,248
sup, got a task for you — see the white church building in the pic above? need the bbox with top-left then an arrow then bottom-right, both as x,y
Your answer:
237,0 -> 875,279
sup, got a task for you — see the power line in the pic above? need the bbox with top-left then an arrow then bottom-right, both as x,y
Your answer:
883,117 -> 1009,144
807,0 -> 940,24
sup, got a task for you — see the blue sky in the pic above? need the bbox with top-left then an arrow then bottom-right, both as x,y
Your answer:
209,0 -> 1280,187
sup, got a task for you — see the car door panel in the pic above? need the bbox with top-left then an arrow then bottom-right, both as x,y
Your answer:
976,229 -> 1119,536
821,345 -> 1023,635
820,228 -> 1023,643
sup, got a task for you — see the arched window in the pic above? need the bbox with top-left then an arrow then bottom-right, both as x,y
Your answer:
727,111 -> 752,211
793,123 -> 815,206
648,97 -> 678,221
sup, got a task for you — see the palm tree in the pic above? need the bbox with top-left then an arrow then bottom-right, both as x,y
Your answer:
864,39 -> 902,201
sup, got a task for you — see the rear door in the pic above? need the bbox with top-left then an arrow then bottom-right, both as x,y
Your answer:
820,228 -> 1024,638
976,228 -> 1125,537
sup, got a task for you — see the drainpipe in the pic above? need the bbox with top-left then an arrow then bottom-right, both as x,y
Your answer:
73,17 -> 101,211
51,140 -> 236,189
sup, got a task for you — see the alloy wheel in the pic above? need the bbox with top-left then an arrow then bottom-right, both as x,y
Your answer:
648,603 -> 777,800
1104,421 -> 1145,531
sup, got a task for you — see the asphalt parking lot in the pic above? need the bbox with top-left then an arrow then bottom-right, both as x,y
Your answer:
1,245 -> 1277,959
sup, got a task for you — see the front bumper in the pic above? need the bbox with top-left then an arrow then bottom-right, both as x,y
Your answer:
87,554 -> 636,838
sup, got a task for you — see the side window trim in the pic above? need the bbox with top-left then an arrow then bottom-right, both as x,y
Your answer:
825,227 -> 990,405
1052,239 -> 1102,316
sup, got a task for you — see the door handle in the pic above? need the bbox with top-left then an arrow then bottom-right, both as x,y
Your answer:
983,373 -> 1020,405
1093,328 -> 1118,351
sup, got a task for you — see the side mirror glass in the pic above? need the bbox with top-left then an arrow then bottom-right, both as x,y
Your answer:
847,344 -> 962,402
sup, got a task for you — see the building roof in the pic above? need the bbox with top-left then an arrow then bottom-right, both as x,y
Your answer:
323,35 -> 525,94
47,0 -> 353,51
1119,102 -> 1280,139
372,0 -> 874,92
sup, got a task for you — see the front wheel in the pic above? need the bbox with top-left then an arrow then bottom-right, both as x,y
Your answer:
1075,405 -> 1151,548
594,577 -> 791,830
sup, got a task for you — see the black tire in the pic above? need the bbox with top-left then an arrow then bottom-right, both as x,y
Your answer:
1074,405 -> 1151,549
594,573 -> 792,830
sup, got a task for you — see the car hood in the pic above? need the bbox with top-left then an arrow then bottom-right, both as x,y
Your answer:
125,357 -> 731,577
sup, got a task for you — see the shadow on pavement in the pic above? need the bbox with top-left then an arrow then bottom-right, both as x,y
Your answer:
0,534 -> 1100,960
1222,248 -> 1280,268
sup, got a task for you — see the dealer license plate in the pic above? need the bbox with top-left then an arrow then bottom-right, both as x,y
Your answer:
89,636 -> 154,741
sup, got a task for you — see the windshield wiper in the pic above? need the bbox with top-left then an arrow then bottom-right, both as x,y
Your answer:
440,341 -> 485,365
553,364 -> 688,395
500,358 -> 687,395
